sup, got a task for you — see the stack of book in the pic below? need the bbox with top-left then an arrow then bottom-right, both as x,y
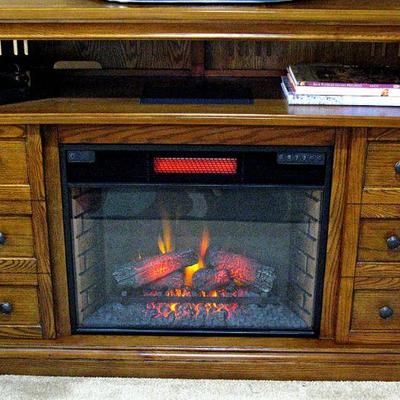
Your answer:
282,64 -> 400,106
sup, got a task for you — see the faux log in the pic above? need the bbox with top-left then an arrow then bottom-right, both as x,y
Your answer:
192,268 -> 231,291
207,249 -> 276,294
149,270 -> 185,290
113,249 -> 197,289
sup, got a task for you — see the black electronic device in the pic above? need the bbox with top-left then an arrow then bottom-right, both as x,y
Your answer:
0,63 -> 30,105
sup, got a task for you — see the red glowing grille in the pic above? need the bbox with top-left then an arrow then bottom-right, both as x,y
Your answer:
153,157 -> 238,175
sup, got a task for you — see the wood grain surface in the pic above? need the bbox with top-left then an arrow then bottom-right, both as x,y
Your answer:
361,204 -> 400,219
320,130 -> 349,338
58,125 -> 335,145
358,220 -> 400,262
0,285 -> 40,326
356,263 -> 400,277
2,98 -> 400,128
369,128 -> 400,141
365,142 -> 400,188
1,0 -> 400,23
352,289 -> 400,330
42,127 -> 71,337
0,217 -> 34,258
0,259 -> 37,274
0,141 -> 28,185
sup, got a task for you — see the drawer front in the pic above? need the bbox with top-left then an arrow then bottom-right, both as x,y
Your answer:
358,220 -> 400,262
0,141 -> 28,185
0,216 -> 34,257
365,143 -> 400,188
352,289 -> 400,330
0,285 -> 40,326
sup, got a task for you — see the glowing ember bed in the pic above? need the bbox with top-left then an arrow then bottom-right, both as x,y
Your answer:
61,145 -> 332,336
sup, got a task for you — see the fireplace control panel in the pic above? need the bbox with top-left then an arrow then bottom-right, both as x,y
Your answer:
277,152 -> 325,165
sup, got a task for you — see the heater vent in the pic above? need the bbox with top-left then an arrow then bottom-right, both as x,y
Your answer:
153,157 -> 238,175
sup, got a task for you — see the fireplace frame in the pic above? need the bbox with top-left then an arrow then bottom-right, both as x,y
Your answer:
59,143 -> 333,337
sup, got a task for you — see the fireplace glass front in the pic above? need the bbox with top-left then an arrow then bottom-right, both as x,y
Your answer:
61,145 -> 332,336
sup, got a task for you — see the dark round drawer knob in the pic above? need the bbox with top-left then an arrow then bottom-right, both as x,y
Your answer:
0,232 -> 6,245
395,161 -> 400,174
387,235 -> 400,250
0,302 -> 13,315
379,306 -> 394,320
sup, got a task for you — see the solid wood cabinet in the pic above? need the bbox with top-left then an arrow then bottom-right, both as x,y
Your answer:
0,123 -> 399,378
2,0 -> 400,378
0,126 -> 54,340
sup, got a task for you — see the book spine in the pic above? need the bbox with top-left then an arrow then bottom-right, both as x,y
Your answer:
291,82 -> 400,97
281,80 -> 400,106
299,81 -> 399,89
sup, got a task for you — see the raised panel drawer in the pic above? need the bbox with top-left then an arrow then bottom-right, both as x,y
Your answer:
352,289 -> 400,331
0,216 -> 34,257
358,220 -> 400,262
0,285 -> 40,326
0,140 -> 28,185
362,142 -> 400,204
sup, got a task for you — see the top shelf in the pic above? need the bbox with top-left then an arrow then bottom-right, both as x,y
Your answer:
2,0 -> 400,41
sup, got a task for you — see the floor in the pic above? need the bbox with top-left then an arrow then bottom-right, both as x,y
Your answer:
0,376 -> 399,400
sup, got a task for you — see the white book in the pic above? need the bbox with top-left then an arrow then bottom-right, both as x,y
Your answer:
287,68 -> 400,97
281,77 -> 400,107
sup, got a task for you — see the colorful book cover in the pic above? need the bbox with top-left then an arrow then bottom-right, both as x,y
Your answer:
288,64 -> 400,90
281,77 -> 400,107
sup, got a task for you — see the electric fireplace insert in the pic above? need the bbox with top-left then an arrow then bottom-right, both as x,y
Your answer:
61,145 -> 332,336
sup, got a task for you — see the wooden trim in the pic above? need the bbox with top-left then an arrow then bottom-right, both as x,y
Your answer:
346,128 -> 368,204
356,263 -> 400,277
362,188 -> 400,204
0,273 -> 38,286
4,99 -> 400,128
354,277 -> 400,290
349,331 -> 400,344
2,346 -> 400,380
25,125 -> 45,201
0,125 -> 25,139
58,125 -> 335,146
339,205 -> 361,278
3,333 -> 400,353
335,277 -> 355,344
0,186 -> 31,202
368,128 -> 400,141
319,129 -> 349,338
3,2 -> 400,25
31,201 -> 50,275
42,126 -> 71,337
0,258 -> 37,274
0,201 -> 32,215
361,204 -> 400,218
0,326 -> 42,340
1,21 -> 400,42
37,274 -> 56,340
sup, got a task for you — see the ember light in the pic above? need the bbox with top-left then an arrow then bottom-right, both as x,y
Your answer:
153,157 -> 238,174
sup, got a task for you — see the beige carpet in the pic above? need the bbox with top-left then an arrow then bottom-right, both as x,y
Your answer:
0,376 -> 399,400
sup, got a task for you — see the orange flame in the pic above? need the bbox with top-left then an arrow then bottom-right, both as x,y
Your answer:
184,228 -> 210,287
158,217 -> 174,254
148,219 -> 240,321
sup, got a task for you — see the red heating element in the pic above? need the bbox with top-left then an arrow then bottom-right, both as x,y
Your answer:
153,157 -> 238,175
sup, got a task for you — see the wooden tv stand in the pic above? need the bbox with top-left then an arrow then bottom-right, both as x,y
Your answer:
1,0 -> 400,380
